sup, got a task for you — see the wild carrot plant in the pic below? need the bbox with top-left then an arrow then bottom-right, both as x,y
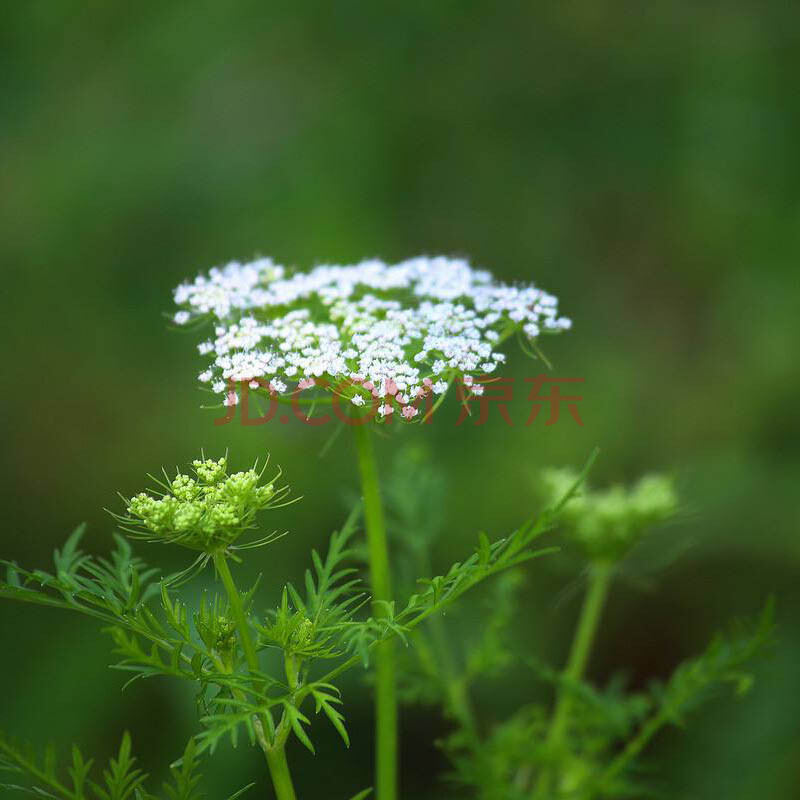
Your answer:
0,255 -> 772,800
170,256 -> 571,800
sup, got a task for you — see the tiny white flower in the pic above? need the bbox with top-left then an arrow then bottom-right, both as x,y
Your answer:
174,311 -> 190,325
523,323 -> 540,338
351,394 -> 366,407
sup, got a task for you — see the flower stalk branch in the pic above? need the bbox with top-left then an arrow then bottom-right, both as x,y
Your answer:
214,551 -> 298,800
535,560 -> 613,797
352,422 -> 397,800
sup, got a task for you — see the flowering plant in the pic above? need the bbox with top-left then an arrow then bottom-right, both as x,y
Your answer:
0,254 -> 773,800
171,254 -> 574,800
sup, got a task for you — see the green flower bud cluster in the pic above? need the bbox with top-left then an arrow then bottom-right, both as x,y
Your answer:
120,456 -> 285,553
290,617 -> 314,650
197,613 -> 238,655
259,595 -> 320,658
543,469 -> 678,561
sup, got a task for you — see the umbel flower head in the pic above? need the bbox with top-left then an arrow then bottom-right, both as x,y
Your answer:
172,256 -> 571,419
542,469 -> 678,561
115,456 -> 291,554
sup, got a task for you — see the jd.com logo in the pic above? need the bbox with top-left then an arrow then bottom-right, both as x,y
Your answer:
215,375 -> 584,427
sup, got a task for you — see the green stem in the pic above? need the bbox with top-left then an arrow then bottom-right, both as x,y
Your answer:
214,552 -> 298,800
265,746 -> 298,800
599,710 -> 666,785
214,552 -> 260,673
352,423 -> 397,800
535,561 -> 613,797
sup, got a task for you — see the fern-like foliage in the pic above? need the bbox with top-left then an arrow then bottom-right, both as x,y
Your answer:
0,527 -> 271,714
0,456 -> 587,777
257,507 -> 367,663
0,734 -> 252,800
201,465 -> 578,756
412,592 -> 774,800
0,526 -> 159,625
589,598 -> 775,799
379,448 -> 775,800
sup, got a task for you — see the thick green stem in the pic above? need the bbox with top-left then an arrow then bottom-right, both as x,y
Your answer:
214,552 -> 298,800
265,746 -> 298,800
352,423 -> 397,800
536,561 -> 613,797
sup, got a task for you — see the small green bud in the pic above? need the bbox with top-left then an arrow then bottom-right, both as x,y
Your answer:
291,617 -> 314,649
543,469 -> 677,561
192,457 -> 227,485
196,610 -> 237,653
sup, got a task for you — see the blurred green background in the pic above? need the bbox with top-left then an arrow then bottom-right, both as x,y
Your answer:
1,2 -> 798,798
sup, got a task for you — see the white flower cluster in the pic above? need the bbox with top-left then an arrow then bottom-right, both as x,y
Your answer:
174,256 -> 571,418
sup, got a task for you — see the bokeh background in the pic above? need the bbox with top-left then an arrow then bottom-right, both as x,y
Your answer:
1,2 -> 798,798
